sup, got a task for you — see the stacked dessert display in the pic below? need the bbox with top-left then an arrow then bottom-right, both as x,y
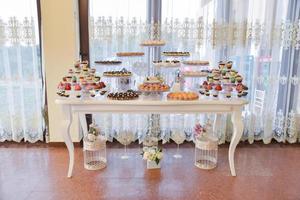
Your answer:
57,60 -> 107,98
181,60 -> 210,77
138,76 -> 170,100
199,61 -> 248,98
56,41 -> 249,161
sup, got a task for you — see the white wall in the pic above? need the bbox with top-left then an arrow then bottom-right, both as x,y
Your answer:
40,0 -> 81,142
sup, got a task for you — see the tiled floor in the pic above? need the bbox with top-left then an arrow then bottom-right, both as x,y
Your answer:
1,142 -> 300,200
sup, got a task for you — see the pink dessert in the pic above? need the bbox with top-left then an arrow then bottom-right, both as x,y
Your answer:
74,84 -> 82,98
65,83 -> 71,91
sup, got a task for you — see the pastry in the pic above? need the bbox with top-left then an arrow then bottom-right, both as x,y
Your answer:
95,60 -> 122,64
103,68 -> 132,77
153,60 -> 180,68
139,83 -> 170,92
162,51 -> 190,57
140,40 -> 166,46
116,52 -> 144,57
182,60 -> 209,65
167,92 -> 199,101
107,90 -> 139,100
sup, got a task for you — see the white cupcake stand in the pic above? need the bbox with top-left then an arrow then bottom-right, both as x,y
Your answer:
55,98 -> 247,177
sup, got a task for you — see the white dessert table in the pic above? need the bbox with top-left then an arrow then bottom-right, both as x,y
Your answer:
55,98 -> 248,178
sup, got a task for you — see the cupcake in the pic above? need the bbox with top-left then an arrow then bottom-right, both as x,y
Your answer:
94,76 -> 101,82
230,70 -> 237,77
74,61 -> 81,69
242,91 -> 248,96
207,84 -> 213,91
218,61 -> 226,69
72,76 -> 77,83
66,76 -> 72,82
236,83 -> 243,92
205,90 -> 210,96
237,92 -> 243,98
64,83 -> 71,97
89,68 -> 96,74
230,76 -> 236,83
79,76 -> 85,83
57,82 -> 65,96
68,69 -> 74,75
236,75 -> 243,83
226,92 -> 231,98
223,76 -> 230,83
94,83 -> 101,92
212,89 -> 218,98
214,84 -> 222,98
199,89 -> 205,95
74,84 -> 82,98
242,84 -> 248,90
226,61 -> 233,69
75,68 -> 81,74
221,68 -> 227,76
213,76 -> 220,84
62,76 -> 67,83
90,90 -> 96,97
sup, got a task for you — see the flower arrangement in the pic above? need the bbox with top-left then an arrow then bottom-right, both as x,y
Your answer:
141,146 -> 163,165
87,122 -> 100,142
194,123 -> 206,138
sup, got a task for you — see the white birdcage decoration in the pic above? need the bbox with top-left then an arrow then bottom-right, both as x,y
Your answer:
83,135 -> 107,170
194,134 -> 218,170
83,122 -> 107,170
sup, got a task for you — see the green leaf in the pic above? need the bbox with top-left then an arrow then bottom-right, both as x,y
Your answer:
155,158 -> 160,165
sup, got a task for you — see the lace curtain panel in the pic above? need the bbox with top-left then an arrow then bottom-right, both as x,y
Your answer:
0,0 -> 44,143
90,0 -> 300,144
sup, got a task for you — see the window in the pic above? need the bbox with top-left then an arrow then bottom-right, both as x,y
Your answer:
0,0 -> 43,142
89,0 -> 147,63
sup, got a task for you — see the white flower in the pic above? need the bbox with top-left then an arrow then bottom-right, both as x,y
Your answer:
156,152 -> 163,160
143,152 -> 149,160
143,147 -> 149,152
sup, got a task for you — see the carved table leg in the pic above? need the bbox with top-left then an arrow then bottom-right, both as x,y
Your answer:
61,105 -> 74,178
229,108 -> 243,176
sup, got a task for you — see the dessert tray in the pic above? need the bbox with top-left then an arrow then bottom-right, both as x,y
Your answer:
199,61 -> 248,98
143,76 -> 164,84
140,40 -> 166,46
138,83 -> 170,92
107,90 -> 139,100
116,52 -> 144,57
153,60 -> 181,68
103,68 -> 132,77
95,60 -> 122,65
182,60 -> 209,66
162,51 -> 190,57
182,71 -> 208,77
57,60 -> 107,98
167,92 -> 199,101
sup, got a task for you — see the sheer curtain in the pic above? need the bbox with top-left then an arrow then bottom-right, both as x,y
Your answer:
89,0 -> 149,142
89,0 -> 300,144
160,0 -> 300,144
0,0 -> 44,142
